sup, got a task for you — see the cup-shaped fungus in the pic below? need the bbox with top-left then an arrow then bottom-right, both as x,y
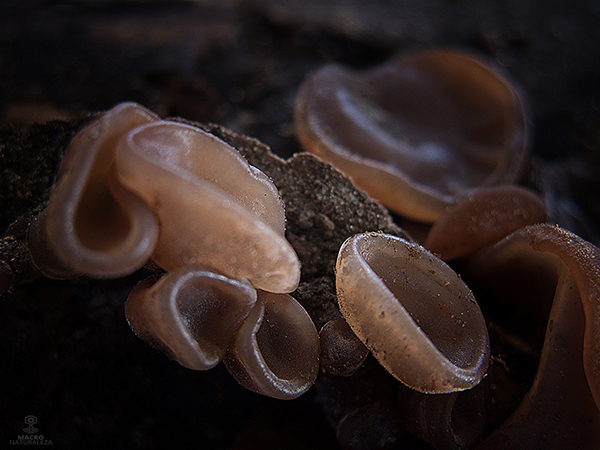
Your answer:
224,290 -> 320,399
125,267 -> 257,370
29,102 -> 160,278
425,185 -> 547,261
295,49 -> 528,222
114,121 -> 300,293
463,224 -> 600,449
336,232 -> 489,393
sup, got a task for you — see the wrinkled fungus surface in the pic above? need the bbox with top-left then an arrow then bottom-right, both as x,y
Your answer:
225,290 -> 320,399
295,49 -> 528,222
336,232 -> 489,393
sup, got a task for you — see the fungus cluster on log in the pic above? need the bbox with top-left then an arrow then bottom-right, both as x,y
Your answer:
1,46 -> 599,450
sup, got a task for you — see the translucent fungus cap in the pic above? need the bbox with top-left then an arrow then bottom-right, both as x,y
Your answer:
464,224 -> 600,449
425,185 -> 547,261
114,120 -> 300,293
295,49 -> 528,222
125,267 -> 257,370
224,290 -> 320,399
30,102 -> 160,278
336,232 -> 490,393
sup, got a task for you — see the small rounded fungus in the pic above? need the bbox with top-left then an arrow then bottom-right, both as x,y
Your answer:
336,232 -> 490,393
29,102 -> 160,278
425,185 -> 547,261
224,290 -> 320,399
295,49 -> 528,222
319,317 -> 369,377
125,267 -> 257,370
114,121 -> 299,293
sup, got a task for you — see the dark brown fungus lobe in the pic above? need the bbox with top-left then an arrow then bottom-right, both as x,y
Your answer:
398,381 -> 487,450
224,290 -> 320,399
114,120 -> 300,294
125,267 -> 257,370
336,401 -> 403,450
425,185 -> 547,261
295,49 -> 528,223
336,232 -> 489,393
462,224 -> 600,449
29,102 -> 160,278
320,318 -> 369,377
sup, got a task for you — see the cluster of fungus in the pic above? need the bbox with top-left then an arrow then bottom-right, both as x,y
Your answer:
26,101 -> 319,400
2,45 -> 600,449
295,48 -> 600,449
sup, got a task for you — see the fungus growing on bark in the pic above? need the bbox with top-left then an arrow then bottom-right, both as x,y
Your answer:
425,185 -> 547,261
125,267 -> 257,370
336,232 -> 489,393
26,101 -> 300,293
224,290 -> 320,399
295,49 -> 528,222
463,224 -> 600,449
28,102 -> 160,278
114,120 -> 299,293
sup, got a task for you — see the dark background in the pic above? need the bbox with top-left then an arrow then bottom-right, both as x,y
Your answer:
1,1 -> 600,448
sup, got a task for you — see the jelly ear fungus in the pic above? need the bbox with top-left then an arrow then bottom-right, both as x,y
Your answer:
464,224 -> 600,449
295,49 -> 528,223
336,232 -> 490,394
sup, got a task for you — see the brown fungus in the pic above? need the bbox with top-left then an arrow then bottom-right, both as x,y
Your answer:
295,49 -> 528,223
28,102 -> 160,278
336,232 -> 489,393
125,267 -> 257,370
425,185 -> 547,261
114,120 -> 300,293
462,224 -> 600,449
319,317 -> 369,377
224,290 -> 320,400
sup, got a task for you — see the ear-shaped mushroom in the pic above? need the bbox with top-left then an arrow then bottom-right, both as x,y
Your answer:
295,49 -> 528,222
28,102 -> 160,278
224,290 -> 320,399
463,224 -> 600,449
114,121 -> 300,293
336,232 -> 490,393
125,267 -> 257,370
425,185 -> 547,261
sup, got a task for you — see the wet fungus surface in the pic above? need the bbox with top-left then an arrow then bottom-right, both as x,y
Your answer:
224,290 -> 320,400
464,224 -> 600,449
295,49 -> 528,222
125,267 -> 257,370
1,39 -> 599,448
336,232 -> 490,394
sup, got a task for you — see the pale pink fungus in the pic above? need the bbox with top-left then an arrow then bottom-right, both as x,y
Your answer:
29,102 -> 160,278
114,120 -> 299,293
